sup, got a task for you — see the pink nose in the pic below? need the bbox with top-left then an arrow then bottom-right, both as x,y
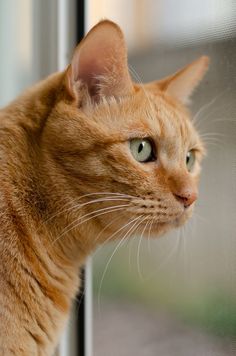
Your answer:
174,191 -> 197,208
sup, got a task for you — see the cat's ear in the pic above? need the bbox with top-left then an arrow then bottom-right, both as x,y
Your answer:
157,56 -> 209,104
65,20 -> 134,103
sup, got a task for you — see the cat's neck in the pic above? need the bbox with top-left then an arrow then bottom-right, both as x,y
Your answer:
0,74 -> 88,354
0,70 -> 97,263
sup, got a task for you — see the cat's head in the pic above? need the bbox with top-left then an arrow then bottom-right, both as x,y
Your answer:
42,20 -> 208,247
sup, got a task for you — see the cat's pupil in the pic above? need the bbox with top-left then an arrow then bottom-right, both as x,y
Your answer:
138,143 -> 144,153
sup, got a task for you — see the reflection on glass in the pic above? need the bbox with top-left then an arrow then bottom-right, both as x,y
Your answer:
0,0 -> 32,106
91,1 -> 236,355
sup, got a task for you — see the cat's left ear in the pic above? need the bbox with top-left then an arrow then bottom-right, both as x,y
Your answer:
156,56 -> 209,104
65,20 -> 134,103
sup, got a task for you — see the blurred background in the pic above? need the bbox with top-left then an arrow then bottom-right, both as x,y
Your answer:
0,1 -> 236,355
89,1 -> 236,355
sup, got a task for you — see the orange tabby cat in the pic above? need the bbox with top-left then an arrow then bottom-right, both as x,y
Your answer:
0,20 -> 208,355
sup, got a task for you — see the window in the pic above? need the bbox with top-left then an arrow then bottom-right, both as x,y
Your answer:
1,1 -> 235,355
90,1 -> 236,355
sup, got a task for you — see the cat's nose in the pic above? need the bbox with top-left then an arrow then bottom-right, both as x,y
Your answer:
174,190 -> 197,208
168,173 -> 198,208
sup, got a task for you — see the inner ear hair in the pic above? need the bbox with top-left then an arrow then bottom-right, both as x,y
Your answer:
65,20 -> 134,104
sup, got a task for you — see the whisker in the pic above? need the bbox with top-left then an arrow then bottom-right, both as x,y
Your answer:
97,215 -> 144,314
192,88 -> 230,128
136,217 -> 150,280
199,132 -> 225,138
147,218 -> 155,254
93,215 -> 142,258
201,137 -> 225,144
41,192 -> 133,226
211,118 -> 236,124
51,204 -> 130,246
157,228 -> 181,271
58,202 -> 130,236
86,216 -> 141,318
193,211 -> 208,224
180,225 -> 188,274
129,64 -> 157,119
61,196 -> 131,219
128,235 -> 135,271
93,215 -> 123,246
200,136 -> 226,149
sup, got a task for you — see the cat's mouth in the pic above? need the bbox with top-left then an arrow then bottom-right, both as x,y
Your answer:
96,203 -> 193,241
137,208 -> 192,234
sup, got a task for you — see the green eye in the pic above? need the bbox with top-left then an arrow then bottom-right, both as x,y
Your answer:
186,150 -> 195,171
130,138 -> 156,163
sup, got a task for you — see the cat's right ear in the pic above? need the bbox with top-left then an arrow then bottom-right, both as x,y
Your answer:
65,20 -> 134,104
157,56 -> 209,104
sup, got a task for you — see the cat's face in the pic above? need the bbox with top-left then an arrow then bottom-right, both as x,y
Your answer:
43,20 -> 208,245
46,89 -> 203,240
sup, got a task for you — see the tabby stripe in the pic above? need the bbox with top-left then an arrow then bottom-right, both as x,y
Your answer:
2,274 -> 51,342
5,194 -> 67,286
20,239 -> 68,312
26,327 -> 44,346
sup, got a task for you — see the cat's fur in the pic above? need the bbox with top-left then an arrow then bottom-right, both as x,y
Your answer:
0,20 -> 208,355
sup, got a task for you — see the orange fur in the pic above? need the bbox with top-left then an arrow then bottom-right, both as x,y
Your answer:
0,20 -> 208,355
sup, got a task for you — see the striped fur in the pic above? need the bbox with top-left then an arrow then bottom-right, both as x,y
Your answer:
0,20 -> 208,355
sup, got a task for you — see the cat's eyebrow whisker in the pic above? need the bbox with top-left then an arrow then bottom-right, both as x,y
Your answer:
198,132 -> 226,147
192,88 -> 230,128
199,132 -> 225,138
200,136 -> 225,143
201,140 -> 224,150
201,138 -> 225,149
199,133 -> 225,145
195,98 -> 234,130
51,204 -> 131,246
210,117 -> 236,124
129,64 -> 157,119
97,215 -> 145,312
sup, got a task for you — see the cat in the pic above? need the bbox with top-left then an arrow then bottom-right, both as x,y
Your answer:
0,20 -> 208,355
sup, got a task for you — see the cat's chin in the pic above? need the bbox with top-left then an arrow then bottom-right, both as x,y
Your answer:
144,208 -> 194,238
172,207 -> 194,227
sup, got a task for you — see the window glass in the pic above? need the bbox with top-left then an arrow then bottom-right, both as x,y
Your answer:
89,1 -> 236,355
0,0 -> 33,106
0,0 -> 62,107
